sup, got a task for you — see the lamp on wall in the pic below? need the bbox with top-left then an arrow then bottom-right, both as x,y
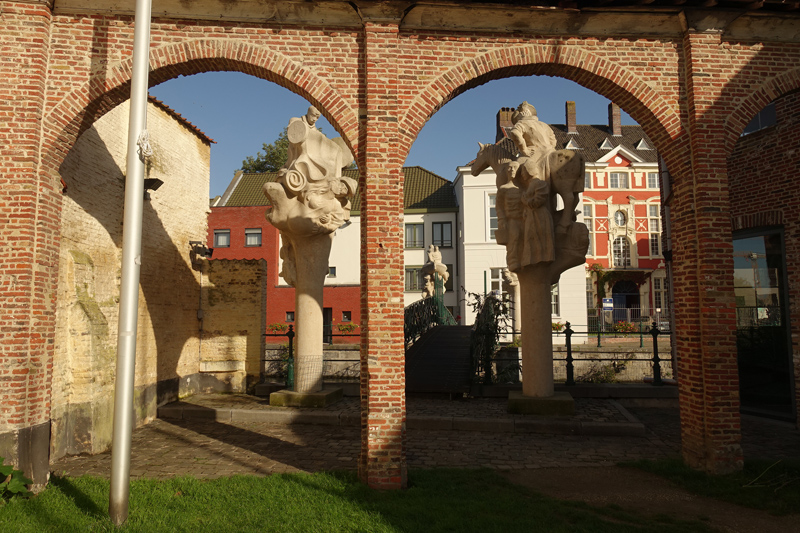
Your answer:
189,240 -> 213,260
143,177 -> 164,200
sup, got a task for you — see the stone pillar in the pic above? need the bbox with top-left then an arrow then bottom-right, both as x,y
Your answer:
358,18 -> 407,490
669,30 -> 742,474
518,265 -> 554,397
0,2 -> 56,487
293,234 -> 332,393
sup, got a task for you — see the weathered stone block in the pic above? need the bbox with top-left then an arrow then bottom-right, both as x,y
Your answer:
507,390 -> 575,416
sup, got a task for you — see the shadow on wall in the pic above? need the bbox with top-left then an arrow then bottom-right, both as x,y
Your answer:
53,102 -> 212,460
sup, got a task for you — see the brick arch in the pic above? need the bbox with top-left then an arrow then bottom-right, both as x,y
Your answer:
724,67 -> 800,154
399,45 -> 680,162
41,39 -> 358,178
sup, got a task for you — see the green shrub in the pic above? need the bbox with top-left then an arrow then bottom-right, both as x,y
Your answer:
0,457 -> 32,501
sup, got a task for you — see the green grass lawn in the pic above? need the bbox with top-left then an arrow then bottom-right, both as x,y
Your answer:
626,458 -> 800,515
0,468 -> 714,533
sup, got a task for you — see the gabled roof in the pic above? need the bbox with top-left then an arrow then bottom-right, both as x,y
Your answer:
220,166 -> 457,213
550,124 -> 657,163
497,122 -> 657,164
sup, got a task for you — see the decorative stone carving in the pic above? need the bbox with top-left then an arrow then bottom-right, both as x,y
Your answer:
420,244 -> 449,298
471,101 -> 589,402
263,106 -> 356,394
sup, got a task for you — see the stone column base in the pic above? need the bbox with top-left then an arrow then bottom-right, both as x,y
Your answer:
507,390 -> 575,416
269,387 -> 343,408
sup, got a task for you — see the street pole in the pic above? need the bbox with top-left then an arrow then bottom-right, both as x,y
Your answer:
109,0 -> 152,525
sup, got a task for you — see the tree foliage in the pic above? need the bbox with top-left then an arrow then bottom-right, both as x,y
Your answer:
241,127 -> 290,172
241,126 -> 357,173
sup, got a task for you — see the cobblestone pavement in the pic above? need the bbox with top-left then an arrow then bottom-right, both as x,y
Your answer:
171,394 -> 632,423
51,398 -> 799,480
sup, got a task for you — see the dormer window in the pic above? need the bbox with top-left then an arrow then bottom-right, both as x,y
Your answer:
599,138 -> 614,150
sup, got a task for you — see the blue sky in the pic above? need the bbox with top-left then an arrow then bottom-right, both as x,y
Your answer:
149,72 -> 635,198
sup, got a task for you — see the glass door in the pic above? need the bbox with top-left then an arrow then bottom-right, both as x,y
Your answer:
733,230 -> 795,420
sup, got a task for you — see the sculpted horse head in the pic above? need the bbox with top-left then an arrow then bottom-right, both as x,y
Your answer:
470,142 -> 493,176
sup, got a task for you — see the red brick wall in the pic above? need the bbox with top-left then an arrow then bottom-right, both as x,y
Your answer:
0,4 -> 56,456
5,4 -> 800,483
728,90 -> 800,425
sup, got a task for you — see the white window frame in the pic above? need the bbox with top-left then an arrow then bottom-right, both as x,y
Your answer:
613,236 -> 631,267
214,229 -> 230,248
432,221 -> 452,248
405,266 -> 423,292
487,193 -> 498,242
404,223 -> 424,249
649,204 -> 661,257
609,172 -> 629,189
583,204 -> 594,256
244,228 -> 261,247
647,172 -> 659,189
551,283 -> 560,317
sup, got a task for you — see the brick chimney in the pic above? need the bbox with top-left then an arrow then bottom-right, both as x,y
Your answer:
608,102 -> 622,136
496,107 -> 514,142
566,101 -> 577,134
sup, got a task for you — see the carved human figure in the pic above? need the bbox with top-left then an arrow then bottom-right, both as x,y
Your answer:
495,162 -> 525,271
420,244 -> 449,298
263,106 -> 356,394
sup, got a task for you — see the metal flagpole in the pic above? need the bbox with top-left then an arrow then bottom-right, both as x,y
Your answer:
109,0 -> 152,525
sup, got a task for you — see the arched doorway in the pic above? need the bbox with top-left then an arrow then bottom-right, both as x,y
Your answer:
612,280 -> 640,323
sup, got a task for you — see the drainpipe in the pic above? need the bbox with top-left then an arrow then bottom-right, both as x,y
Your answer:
109,0 -> 152,526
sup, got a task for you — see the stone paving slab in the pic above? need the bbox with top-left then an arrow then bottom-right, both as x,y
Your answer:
158,394 -> 643,435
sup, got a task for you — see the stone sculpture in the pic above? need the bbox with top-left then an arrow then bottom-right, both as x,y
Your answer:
420,244 -> 449,298
263,106 -> 356,397
472,101 -> 588,410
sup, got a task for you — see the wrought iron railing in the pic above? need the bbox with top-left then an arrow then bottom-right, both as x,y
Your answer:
404,272 -> 456,348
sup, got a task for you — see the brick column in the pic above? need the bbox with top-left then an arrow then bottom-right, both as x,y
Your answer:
0,1 -> 57,486
358,20 -> 407,490
669,31 -> 743,474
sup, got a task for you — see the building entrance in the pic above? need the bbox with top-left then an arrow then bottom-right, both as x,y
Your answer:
612,280 -> 641,322
733,230 -> 796,420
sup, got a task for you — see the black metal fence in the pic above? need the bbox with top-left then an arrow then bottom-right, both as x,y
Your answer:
482,321 -> 674,386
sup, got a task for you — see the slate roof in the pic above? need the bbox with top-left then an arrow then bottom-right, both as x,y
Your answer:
498,123 -> 657,164
220,166 -> 457,213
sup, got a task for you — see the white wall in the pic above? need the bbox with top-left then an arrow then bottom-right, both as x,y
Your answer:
402,211 -> 459,310
454,165 -> 587,338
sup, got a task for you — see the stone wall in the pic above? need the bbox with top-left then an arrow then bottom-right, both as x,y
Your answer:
199,259 -> 267,393
50,100 -> 210,460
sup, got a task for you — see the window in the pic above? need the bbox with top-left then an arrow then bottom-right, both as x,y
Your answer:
584,172 -> 592,189
653,277 -> 668,310
488,194 -> 498,240
285,311 -> 295,322
647,172 -> 659,189
586,278 -> 596,309
342,311 -> 351,322
405,224 -> 424,248
551,283 -> 560,317
432,222 -> 452,248
614,210 -> 626,227
244,228 -> 261,247
609,172 -> 628,189
583,204 -> 594,256
214,229 -> 230,248
649,205 -> 661,256
490,267 -> 504,296
613,237 -> 631,267
328,266 -> 337,278
405,267 -> 423,291
742,102 -> 776,136
444,264 -> 454,292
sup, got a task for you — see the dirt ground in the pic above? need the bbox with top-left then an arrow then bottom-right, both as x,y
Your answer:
503,466 -> 800,533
